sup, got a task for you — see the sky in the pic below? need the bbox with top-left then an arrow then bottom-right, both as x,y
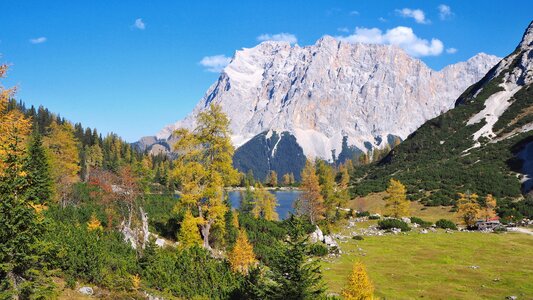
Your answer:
0,1 -> 532,142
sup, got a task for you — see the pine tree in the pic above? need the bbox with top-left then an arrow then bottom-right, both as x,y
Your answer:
178,209 -> 202,248
297,160 -> 325,224
228,229 -> 257,275
24,133 -> 53,204
239,185 -> 255,214
316,160 -> 336,220
341,261 -> 374,300
267,217 -> 325,299
385,178 -> 410,218
457,192 -> 481,227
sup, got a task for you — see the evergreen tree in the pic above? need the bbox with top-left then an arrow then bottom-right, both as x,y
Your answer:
316,160 -> 336,220
178,209 -> 202,248
341,261 -> 374,300
385,178 -> 410,218
266,218 -> 325,299
24,133 -> 53,204
239,185 -> 255,214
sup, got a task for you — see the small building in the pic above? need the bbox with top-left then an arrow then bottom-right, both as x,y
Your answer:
476,217 -> 501,231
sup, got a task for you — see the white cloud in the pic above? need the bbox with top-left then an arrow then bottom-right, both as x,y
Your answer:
257,33 -> 298,44
446,47 -> 458,54
29,37 -> 47,44
336,26 -> 444,57
396,8 -> 429,24
438,4 -> 453,20
349,10 -> 359,16
378,17 -> 387,23
199,55 -> 232,73
133,18 -> 145,30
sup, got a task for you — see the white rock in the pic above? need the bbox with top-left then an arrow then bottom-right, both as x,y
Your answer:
155,238 -> 166,247
78,287 -> 93,296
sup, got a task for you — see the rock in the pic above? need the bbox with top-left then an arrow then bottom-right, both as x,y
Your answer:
470,265 -> 480,270
401,217 -> 411,224
412,223 -> 420,228
420,229 -> 428,234
309,225 -> 324,243
506,296 -> 517,300
323,235 -> 339,248
155,238 -> 166,247
78,287 -> 94,296
391,228 -> 402,234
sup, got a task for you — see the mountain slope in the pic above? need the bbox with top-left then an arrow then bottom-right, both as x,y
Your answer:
155,36 -> 500,160
354,21 -> 533,208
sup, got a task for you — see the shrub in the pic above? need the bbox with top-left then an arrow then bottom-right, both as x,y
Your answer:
435,219 -> 457,230
410,217 -> 432,228
356,211 -> 370,217
308,243 -> 329,257
352,235 -> 364,241
377,219 -> 411,232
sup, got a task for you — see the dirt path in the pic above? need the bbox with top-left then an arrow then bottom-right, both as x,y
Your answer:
508,227 -> 533,236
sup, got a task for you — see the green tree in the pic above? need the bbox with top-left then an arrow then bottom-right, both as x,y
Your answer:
24,133 -> 53,204
316,160 -> 336,220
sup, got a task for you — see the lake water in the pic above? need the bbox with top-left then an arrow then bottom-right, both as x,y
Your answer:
228,190 -> 302,220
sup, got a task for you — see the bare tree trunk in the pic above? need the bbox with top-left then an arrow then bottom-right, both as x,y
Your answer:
8,271 -> 19,300
198,205 -> 212,250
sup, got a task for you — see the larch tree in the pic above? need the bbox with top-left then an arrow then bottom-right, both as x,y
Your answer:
282,173 -> 291,186
457,192 -> 481,227
297,160 -> 325,224
384,178 -> 410,218
316,159 -> 336,220
481,194 -> 497,221
228,229 -> 257,275
252,184 -> 279,221
341,261 -> 375,300
266,170 -> 278,187
172,104 -> 239,250
178,209 -> 202,248
87,212 -> 103,231
43,121 -> 80,206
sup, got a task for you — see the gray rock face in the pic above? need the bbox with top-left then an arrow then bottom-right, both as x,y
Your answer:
156,36 -> 500,160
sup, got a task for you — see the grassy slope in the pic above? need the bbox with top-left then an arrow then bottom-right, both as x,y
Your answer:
322,194 -> 533,299
322,232 -> 533,299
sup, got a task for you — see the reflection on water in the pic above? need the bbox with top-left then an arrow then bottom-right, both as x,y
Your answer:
228,190 -> 302,220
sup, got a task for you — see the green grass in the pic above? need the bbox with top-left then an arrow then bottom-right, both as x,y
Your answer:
322,231 -> 533,299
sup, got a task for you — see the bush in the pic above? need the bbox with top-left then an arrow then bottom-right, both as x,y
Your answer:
308,243 -> 329,257
435,219 -> 457,230
352,235 -> 364,241
378,219 -> 411,232
410,217 -> 432,228
356,211 -> 370,217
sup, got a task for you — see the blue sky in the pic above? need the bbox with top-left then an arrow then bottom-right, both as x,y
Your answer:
1,1 -> 531,142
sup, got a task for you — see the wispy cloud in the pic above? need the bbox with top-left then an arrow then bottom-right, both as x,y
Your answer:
438,4 -> 453,20
337,27 -> 350,33
446,47 -> 457,54
29,37 -> 47,44
395,8 -> 429,24
335,26 -> 444,57
257,33 -> 298,44
133,18 -> 146,30
349,10 -> 359,16
199,55 -> 232,73
378,17 -> 387,23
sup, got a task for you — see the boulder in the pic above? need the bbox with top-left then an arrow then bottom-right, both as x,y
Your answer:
78,287 -> 94,296
155,238 -> 166,247
401,217 -> 411,224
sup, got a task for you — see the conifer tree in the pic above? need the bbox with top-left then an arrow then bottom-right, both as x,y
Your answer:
297,160 -> 325,224
341,261 -> 374,300
87,212 -> 103,231
252,184 -> 279,221
178,209 -> 202,248
267,170 -> 278,187
172,104 -> 239,250
24,133 -> 53,204
239,185 -> 254,214
457,192 -> 481,227
316,160 -> 336,219
282,173 -> 291,186
481,194 -> 497,221
385,178 -> 410,218
228,229 -> 257,275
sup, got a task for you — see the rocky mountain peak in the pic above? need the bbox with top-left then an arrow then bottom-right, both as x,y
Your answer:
519,20 -> 533,49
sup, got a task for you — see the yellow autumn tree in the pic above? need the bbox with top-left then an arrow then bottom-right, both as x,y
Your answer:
341,261 -> 375,300
457,192 -> 481,227
282,173 -> 291,186
178,209 -> 202,248
43,121 -> 80,206
172,104 -> 240,250
252,184 -> 279,221
385,178 -> 410,218
480,194 -> 497,221
87,212 -> 103,231
297,159 -> 325,224
228,229 -> 257,275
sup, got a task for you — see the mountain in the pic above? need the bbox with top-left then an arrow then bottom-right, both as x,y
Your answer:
153,36 -> 500,161
354,21 -> 533,211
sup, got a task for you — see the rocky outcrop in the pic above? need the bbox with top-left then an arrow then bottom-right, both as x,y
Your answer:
154,36 -> 500,160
